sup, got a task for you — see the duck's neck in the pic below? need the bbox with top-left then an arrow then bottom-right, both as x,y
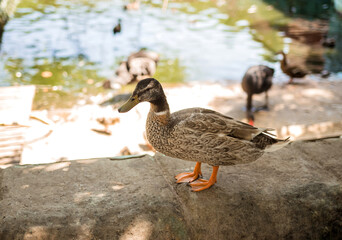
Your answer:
149,97 -> 171,125
281,53 -> 287,68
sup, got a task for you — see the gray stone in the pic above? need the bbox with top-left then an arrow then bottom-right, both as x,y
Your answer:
0,156 -> 188,239
156,138 -> 342,239
0,138 -> 341,239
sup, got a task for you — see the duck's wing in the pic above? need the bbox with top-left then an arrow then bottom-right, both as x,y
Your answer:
288,65 -> 307,77
171,108 -> 271,141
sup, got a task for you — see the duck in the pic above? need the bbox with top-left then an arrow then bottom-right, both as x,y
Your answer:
113,19 -> 121,35
127,57 -> 157,82
241,65 -> 274,126
280,51 -> 308,84
279,51 -> 308,84
118,78 -> 290,192
127,49 -> 159,82
103,49 -> 159,88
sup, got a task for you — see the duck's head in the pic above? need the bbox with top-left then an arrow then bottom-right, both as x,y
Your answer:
118,78 -> 165,113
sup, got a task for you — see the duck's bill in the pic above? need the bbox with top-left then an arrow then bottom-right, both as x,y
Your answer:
118,95 -> 139,113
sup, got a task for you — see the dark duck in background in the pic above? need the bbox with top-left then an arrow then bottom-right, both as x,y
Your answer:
118,78 -> 289,192
241,65 -> 274,126
113,19 -> 121,35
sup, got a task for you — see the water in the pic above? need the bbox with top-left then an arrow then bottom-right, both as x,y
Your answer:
0,0 -> 341,109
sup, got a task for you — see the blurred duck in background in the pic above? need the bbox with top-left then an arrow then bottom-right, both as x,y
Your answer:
241,65 -> 274,126
103,49 -> 159,89
278,51 -> 308,84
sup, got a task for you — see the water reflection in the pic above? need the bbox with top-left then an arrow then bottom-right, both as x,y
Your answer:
3,55 -> 106,109
0,0 -> 341,109
326,12 -> 342,73
263,0 -> 341,75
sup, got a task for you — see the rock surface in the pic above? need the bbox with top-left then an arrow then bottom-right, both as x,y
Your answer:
1,138 -> 341,239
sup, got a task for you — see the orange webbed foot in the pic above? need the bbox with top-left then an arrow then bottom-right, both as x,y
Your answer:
248,119 -> 254,126
189,166 -> 219,192
190,178 -> 216,192
175,162 -> 202,183
175,171 -> 202,183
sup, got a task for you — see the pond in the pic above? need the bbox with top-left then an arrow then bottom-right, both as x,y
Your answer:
0,0 -> 341,109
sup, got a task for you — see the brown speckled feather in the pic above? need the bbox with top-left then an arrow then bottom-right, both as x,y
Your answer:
171,108 -> 261,140
146,107 -> 284,166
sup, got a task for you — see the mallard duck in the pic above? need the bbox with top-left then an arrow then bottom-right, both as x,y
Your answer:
127,57 -> 156,81
103,50 -> 159,88
241,65 -> 274,126
127,50 -> 159,82
118,78 -> 290,192
113,19 -> 121,35
279,51 -> 308,84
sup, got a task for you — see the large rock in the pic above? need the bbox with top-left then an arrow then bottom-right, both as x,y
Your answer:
0,138 -> 341,239
156,138 -> 342,239
0,156 -> 188,239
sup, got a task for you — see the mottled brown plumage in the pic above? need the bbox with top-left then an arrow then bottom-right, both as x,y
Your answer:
103,49 -> 159,88
279,51 -> 308,84
118,78 -> 289,191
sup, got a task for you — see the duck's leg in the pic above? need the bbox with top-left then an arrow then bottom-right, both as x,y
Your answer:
246,94 -> 254,126
175,162 -> 202,183
262,91 -> 269,110
190,166 -> 219,192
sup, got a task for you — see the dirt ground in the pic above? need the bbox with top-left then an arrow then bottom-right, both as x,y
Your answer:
1,78 -> 341,166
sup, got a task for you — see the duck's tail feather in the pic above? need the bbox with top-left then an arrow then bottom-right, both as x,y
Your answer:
261,128 -> 277,137
251,127 -> 276,139
265,137 -> 291,152
252,127 -> 291,151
